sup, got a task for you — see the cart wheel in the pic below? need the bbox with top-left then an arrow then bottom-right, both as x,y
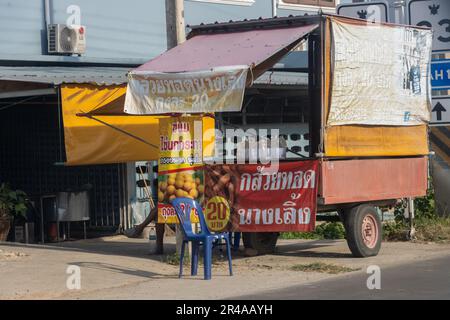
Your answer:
242,232 -> 279,255
344,204 -> 382,258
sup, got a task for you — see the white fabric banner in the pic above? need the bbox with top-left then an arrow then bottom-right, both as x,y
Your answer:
124,65 -> 248,115
328,19 -> 433,126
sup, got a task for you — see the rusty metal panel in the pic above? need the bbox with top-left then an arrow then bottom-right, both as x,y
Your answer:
135,24 -> 318,73
320,157 -> 428,205
324,125 -> 429,157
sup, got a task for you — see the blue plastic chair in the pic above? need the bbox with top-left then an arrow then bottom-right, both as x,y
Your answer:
170,197 -> 233,280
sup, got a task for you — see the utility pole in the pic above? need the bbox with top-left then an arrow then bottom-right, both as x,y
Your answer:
271,0 -> 277,18
165,0 -> 187,256
165,0 -> 186,50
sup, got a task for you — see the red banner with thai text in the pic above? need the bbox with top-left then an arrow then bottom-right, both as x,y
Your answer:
204,161 -> 319,232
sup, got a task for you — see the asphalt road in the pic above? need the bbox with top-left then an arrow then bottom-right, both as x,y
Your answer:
233,255 -> 450,300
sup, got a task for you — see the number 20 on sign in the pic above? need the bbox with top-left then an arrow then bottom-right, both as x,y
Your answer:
204,196 -> 230,232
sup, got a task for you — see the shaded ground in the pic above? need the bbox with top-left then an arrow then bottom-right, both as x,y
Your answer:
1,236 -> 450,299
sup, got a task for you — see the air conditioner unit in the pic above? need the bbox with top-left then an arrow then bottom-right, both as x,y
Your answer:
47,24 -> 86,55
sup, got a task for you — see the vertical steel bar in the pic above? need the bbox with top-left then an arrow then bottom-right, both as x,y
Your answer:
117,164 -> 123,231
57,86 -> 63,163
111,165 -> 117,227
319,16 -> 325,156
91,167 -> 98,227
105,167 -> 110,226
126,164 -> 132,229
40,197 -> 45,244
99,167 -> 104,226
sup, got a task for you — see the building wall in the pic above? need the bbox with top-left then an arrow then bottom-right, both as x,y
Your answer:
0,0 -> 166,62
0,0 -> 342,64
185,0 -> 272,26
0,96 -> 125,231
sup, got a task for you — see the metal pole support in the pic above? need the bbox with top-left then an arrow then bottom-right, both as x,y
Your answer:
408,197 -> 416,240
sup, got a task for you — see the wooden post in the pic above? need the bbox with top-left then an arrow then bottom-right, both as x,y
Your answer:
165,0 -> 187,256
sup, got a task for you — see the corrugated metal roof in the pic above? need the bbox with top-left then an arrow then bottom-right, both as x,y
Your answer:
187,15 -> 322,36
254,71 -> 308,87
0,66 -> 306,87
0,66 -> 130,85
135,24 -> 318,74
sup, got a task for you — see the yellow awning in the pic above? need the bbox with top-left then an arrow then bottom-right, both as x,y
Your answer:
61,84 -> 161,165
61,84 -> 215,166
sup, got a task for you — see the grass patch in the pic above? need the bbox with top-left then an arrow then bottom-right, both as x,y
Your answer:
384,188 -> 450,243
289,262 -> 359,274
163,253 -> 188,265
163,251 -> 227,266
280,222 -> 346,240
384,217 -> 450,243
415,218 -> 450,242
383,221 -> 409,241
279,231 -> 320,240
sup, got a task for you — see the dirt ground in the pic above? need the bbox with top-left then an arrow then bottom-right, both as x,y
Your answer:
1,235 -> 450,300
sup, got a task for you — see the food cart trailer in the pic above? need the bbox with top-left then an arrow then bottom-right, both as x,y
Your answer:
61,14 -> 433,257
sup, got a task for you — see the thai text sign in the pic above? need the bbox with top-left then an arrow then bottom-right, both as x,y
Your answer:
204,161 -> 319,232
328,18 -> 432,126
157,116 -> 210,224
124,66 -> 248,115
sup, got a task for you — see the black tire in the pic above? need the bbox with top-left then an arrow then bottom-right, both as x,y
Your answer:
242,232 -> 279,254
343,204 -> 382,258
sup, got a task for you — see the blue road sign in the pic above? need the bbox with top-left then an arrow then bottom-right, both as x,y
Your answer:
432,60 -> 450,90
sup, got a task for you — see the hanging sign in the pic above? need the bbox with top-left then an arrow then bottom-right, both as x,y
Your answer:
124,65 -> 248,115
156,116 -> 214,224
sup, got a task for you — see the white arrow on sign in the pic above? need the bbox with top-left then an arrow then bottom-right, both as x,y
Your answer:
408,0 -> 450,52
431,96 -> 450,125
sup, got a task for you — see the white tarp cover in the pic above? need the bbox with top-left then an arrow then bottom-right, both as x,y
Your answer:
328,19 -> 432,126
124,66 -> 248,115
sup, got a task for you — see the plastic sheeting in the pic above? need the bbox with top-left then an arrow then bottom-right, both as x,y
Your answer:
323,17 -> 430,157
327,18 -> 432,126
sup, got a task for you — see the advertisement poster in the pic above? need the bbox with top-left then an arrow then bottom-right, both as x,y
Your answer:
204,161 -> 319,232
125,66 -> 248,115
328,18 -> 432,126
157,116 -> 209,224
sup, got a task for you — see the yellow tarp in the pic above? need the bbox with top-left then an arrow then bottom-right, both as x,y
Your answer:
61,84 -> 160,165
61,84 -> 215,166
